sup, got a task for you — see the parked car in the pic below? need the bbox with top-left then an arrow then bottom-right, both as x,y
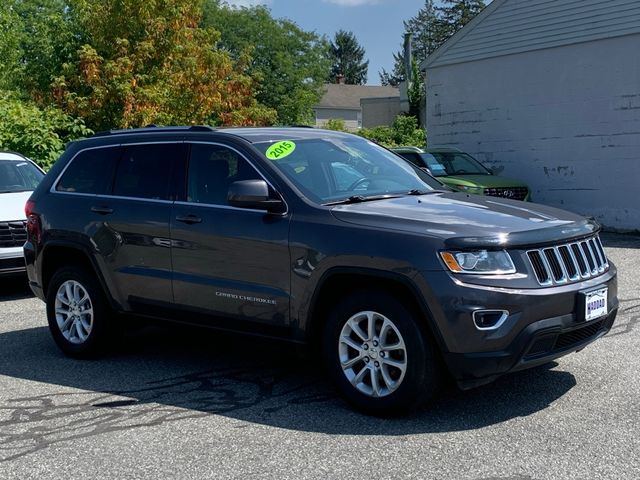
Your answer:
392,146 -> 531,201
24,127 -> 617,415
0,152 -> 45,276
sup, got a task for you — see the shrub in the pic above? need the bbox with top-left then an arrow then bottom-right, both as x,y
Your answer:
325,118 -> 348,131
358,115 -> 426,148
0,91 -> 92,170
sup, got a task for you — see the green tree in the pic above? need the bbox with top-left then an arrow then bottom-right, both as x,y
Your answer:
0,1 -> 79,99
0,4 -> 22,91
329,30 -> 369,85
53,0 -> 275,131
202,1 -> 330,125
16,0 -> 78,99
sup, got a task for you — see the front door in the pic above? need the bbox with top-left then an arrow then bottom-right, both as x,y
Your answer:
170,142 -> 291,327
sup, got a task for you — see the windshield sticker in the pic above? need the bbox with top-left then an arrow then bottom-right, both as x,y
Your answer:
266,141 -> 296,160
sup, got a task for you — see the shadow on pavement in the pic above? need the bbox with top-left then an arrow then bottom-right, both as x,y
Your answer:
0,275 -> 33,302
0,322 -> 576,461
600,232 -> 640,249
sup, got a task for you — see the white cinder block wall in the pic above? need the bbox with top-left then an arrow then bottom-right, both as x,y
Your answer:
427,34 -> 640,231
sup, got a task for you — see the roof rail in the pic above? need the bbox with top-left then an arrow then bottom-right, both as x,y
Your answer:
92,125 -> 216,137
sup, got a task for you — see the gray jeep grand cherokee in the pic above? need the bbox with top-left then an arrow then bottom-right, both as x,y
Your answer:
24,126 -> 618,415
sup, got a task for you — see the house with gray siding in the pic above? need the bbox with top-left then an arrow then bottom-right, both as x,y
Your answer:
423,0 -> 640,231
313,83 -> 399,130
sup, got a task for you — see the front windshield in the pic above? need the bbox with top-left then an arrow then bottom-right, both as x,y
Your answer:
420,152 -> 491,177
0,160 -> 44,193
254,136 -> 443,204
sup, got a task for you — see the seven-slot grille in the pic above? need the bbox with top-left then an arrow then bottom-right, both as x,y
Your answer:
484,187 -> 528,201
527,235 -> 608,286
0,220 -> 27,248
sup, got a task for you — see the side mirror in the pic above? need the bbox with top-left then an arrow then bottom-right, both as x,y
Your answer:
228,180 -> 285,213
420,166 -> 433,176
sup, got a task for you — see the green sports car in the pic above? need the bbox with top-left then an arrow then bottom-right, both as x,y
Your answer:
392,146 -> 531,201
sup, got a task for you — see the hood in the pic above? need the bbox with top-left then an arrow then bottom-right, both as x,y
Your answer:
330,192 -> 598,249
0,191 -> 31,222
439,174 -> 527,189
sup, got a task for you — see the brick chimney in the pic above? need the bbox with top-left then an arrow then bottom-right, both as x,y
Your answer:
336,74 -> 345,85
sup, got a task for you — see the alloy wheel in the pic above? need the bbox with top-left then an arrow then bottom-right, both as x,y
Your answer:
338,310 -> 408,398
54,280 -> 94,344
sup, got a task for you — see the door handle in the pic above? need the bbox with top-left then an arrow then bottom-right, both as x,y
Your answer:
91,206 -> 114,215
175,214 -> 202,225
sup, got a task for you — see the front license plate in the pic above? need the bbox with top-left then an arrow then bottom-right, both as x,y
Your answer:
585,288 -> 608,321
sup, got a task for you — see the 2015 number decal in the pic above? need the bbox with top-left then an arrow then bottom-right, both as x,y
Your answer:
266,141 -> 296,160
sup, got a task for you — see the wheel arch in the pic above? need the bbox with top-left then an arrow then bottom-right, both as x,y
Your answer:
304,267 -> 446,353
41,241 -> 120,310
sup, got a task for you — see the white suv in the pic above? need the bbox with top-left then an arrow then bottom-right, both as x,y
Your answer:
0,152 -> 44,276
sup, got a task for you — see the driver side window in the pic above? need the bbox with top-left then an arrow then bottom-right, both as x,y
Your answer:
187,144 -> 261,206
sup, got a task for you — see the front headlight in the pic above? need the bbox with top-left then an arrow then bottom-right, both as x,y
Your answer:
440,250 -> 516,274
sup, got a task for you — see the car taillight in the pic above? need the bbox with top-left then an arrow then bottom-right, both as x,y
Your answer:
25,200 -> 41,242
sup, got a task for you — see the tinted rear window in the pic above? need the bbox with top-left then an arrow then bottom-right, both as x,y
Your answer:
113,143 -> 185,200
56,147 -> 121,194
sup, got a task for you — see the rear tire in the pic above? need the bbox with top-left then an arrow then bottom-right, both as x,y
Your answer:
322,289 -> 440,416
46,265 -> 115,358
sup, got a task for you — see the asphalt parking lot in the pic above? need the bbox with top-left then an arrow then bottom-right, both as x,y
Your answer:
0,233 -> 639,480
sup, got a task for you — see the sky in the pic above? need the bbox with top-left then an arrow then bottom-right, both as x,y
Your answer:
224,0 -> 432,85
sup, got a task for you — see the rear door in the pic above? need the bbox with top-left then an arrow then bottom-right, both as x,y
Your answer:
170,142 -> 291,327
91,142 -> 187,311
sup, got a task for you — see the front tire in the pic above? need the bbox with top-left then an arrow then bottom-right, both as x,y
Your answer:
323,289 -> 440,415
46,265 -> 114,357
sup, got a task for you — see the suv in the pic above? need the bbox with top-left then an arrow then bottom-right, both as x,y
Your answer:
1,151 -> 45,276
392,146 -> 531,201
24,127 -> 618,414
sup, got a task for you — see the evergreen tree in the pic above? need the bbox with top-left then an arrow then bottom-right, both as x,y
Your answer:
407,59 -> 424,120
380,0 -> 485,86
436,0 -> 486,41
380,0 -> 440,86
379,53 -> 406,87
329,30 -> 369,85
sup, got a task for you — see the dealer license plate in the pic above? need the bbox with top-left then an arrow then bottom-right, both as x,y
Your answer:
585,288 -> 608,321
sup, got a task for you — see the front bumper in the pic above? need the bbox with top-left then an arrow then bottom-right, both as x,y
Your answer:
420,266 -> 618,388
446,308 -> 617,389
0,247 -> 26,275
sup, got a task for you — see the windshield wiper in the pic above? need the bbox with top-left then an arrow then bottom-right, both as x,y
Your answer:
323,194 -> 404,206
406,189 -> 430,195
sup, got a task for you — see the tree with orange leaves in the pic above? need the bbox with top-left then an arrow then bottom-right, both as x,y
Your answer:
53,0 -> 276,131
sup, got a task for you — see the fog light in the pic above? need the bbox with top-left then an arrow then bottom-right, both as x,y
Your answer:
473,310 -> 509,330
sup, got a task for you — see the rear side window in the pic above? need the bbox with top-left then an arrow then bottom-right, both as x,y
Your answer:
56,147 -> 121,194
113,143 -> 185,200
